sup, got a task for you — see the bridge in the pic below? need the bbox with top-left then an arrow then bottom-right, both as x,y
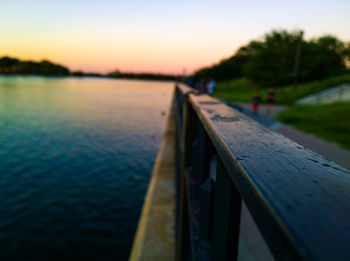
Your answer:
130,83 -> 350,261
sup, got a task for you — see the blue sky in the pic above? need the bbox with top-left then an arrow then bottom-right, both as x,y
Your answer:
1,0 -> 349,73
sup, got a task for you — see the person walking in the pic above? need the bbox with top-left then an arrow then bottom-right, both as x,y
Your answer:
206,78 -> 216,96
252,92 -> 261,114
197,79 -> 206,94
266,88 -> 275,114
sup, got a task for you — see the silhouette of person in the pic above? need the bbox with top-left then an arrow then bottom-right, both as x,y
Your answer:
206,78 -> 216,96
266,88 -> 275,114
196,79 -> 206,94
252,92 -> 261,114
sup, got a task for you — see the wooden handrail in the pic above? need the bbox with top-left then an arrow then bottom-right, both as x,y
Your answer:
174,83 -> 350,261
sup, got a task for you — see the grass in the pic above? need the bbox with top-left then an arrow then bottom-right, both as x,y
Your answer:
215,74 -> 350,105
215,78 -> 256,103
216,75 -> 350,149
275,74 -> 350,104
276,102 -> 350,150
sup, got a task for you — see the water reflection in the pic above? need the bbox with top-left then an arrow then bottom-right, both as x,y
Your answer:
0,76 -> 173,260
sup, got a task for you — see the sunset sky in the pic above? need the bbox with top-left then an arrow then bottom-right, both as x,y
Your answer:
1,0 -> 349,74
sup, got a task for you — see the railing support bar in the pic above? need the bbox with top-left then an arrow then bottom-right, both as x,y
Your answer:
211,157 -> 242,261
177,95 -> 197,261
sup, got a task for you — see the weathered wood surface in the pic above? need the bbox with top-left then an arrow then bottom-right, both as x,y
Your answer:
177,84 -> 350,261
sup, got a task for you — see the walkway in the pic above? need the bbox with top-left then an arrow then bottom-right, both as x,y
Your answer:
227,102 -> 350,170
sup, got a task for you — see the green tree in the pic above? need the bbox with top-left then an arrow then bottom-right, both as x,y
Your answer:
300,36 -> 346,81
243,30 -> 302,86
194,30 -> 348,87
0,56 -> 70,75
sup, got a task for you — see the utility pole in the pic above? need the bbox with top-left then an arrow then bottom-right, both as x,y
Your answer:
293,30 -> 303,90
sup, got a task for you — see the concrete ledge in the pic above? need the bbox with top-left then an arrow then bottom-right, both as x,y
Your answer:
129,102 -> 176,261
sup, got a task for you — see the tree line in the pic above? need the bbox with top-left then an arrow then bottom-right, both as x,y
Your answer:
0,56 -> 177,81
194,30 -> 350,87
0,56 -> 70,76
107,70 -> 176,81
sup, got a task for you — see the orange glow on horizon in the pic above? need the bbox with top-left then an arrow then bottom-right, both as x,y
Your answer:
1,0 -> 349,75
0,36 -> 240,75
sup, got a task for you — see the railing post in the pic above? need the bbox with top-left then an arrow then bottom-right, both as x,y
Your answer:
181,97 -> 197,170
174,87 -> 182,260
176,91 -> 197,261
199,152 -> 216,242
191,121 -> 212,193
211,158 -> 242,261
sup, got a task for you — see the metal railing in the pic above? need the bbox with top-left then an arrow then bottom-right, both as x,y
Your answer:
298,83 -> 350,104
173,83 -> 350,261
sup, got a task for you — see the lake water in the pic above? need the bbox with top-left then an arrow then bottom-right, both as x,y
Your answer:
0,76 -> 174,260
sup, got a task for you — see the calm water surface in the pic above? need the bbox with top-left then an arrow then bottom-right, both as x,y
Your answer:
0,76 -> 173,260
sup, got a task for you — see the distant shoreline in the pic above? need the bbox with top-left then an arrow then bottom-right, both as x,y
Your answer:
0,56 -> 179,82
0,73 -> 177,83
